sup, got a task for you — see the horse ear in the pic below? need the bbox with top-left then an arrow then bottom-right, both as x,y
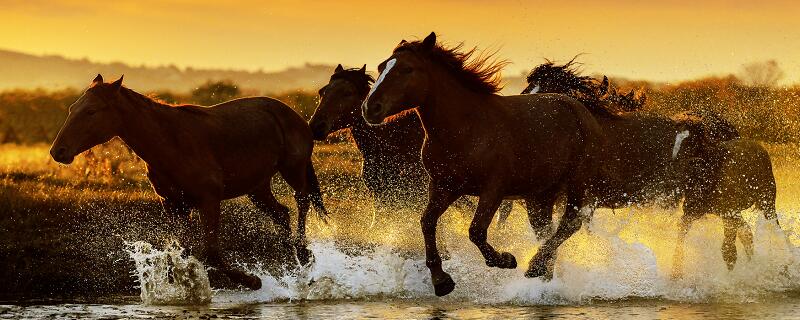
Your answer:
359,64 -> 366,73
397,39 -> 407,46
599,76 -> 609,95
422,32 -> 436,49
335,64 -> 344,73
110,75 -> 123,91
92,74 -> 104,85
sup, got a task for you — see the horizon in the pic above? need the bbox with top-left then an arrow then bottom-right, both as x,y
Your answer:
2,0 -> 799,85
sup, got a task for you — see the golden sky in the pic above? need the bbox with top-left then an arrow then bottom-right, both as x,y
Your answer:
2,0 -> 799,84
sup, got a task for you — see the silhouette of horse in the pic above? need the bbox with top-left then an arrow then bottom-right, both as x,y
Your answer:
50,75 -> 328,290
363,33 -> 607,296
309,64 -> 513,221
522,61 -> 778,274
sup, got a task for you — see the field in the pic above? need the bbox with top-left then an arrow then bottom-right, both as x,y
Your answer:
1,140 -> 800,301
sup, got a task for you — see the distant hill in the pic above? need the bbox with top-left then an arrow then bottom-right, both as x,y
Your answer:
0,49 -> 337,94
0,48 -> 528,94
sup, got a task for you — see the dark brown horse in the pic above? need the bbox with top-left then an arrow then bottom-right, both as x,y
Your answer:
672,118 -> 777,277
309,64 -> 512,218
522,61 -> 778,275
362,33 -> 607,296
50,75 -> 328,290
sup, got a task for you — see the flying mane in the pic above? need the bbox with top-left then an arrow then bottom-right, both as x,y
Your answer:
526,60 -> 646,116
394,39 -> 508,94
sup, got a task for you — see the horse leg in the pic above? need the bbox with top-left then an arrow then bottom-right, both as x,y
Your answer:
422,184 -> 460,296
670,213 -> 701,280
526,189 -> 558,241
721,217 -> 739,270
247,181 -> 292,238
198,198 -> 262,290
496,200 -> 514,226
469,190 -> 516,269
734,216 -> 754,260
278,162 -> 314,266
525,191 -> 583,280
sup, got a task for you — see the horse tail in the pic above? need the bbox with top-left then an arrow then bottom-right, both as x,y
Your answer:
307,162 -> 330,222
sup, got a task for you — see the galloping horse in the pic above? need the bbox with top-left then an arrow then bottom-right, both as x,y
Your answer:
50,75 -> 328,290
362,32 -> 607,296
522,61 -> 778,275
309,64 -> 512,218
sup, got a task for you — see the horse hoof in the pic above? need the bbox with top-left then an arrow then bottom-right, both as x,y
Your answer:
487,252 -> 517,269
432,273 -> 456,297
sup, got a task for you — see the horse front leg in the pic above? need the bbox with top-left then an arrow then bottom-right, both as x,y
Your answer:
421,183 -> 459,296
469,189 -> 516,269
671,214 -> 700,280
525,191 -> 584,280
198,198 -> 262,290
721,217 -> 741,270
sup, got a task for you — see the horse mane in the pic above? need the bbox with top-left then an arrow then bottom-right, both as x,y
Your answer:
329,68 -> 375,94
525,59 -> 647,117
394,39 -> 508,94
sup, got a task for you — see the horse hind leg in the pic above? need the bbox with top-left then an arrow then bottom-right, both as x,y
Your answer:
247,181 -> 292,239
525,191 -> 583,280
468,189 -> 516,269
278,161 -> 315,265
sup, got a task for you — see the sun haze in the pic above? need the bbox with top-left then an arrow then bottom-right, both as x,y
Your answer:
1,0 -> 798,84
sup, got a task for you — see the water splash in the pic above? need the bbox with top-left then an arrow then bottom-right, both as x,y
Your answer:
126,241 -> 212,305
218,207 -> 800,305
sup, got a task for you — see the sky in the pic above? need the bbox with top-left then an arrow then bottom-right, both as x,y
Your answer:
2,0 -> 799,84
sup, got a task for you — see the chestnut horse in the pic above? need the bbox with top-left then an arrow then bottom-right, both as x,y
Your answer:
50,75 -> 328,290
522,61 -> 778,275
363,32 -> 607,296
309,64 -> 512,219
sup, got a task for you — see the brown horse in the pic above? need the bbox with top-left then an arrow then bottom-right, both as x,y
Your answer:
362,32 -> 607,296
672,123 -> 778,277
50,75 -> 328,290
309,64 -> 512,218
522,61 -> 778,274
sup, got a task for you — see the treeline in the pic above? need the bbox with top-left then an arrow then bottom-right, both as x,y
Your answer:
1,77 -> 799,145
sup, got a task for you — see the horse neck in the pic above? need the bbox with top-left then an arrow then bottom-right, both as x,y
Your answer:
415,69 -> 495,137
116,90 -> 181,167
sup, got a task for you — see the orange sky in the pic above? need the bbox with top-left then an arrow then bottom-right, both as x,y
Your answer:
2,0 -> 799,84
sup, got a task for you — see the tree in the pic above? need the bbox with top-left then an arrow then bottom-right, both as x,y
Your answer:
191,80 -> 241,105
739,60 -> 784,87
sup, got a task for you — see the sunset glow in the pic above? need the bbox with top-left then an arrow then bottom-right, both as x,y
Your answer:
2,0 -> 798,84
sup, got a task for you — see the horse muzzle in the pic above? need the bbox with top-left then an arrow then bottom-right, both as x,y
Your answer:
50,146 -> 75,164
362,102 -> 388,125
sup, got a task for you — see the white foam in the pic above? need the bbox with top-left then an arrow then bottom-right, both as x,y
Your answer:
672,130 -> 690,159
126,241 -> 212,305
211,207 -> 800,305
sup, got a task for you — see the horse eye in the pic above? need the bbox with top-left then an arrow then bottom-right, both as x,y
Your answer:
86,109 -> 97,116
400,66 -> 413,74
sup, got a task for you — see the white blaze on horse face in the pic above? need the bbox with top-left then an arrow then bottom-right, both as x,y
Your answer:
527,84 -> 540,94
672,130 -> 690,159
366,58 -> 397,101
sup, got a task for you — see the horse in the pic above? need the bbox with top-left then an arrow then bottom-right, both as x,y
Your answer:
362,32 -> 607,296
50,75 -> 328,290
521,61 -> 778,275
308,64 -> 512,220
672,119 -> 778,277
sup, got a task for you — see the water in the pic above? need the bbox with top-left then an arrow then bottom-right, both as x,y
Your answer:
6,205 -> 800,318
